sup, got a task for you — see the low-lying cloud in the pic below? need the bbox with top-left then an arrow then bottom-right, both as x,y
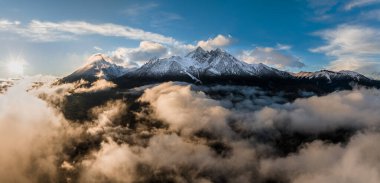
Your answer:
0,77 -> 67,183
1,78 -> 380,183
261,132 -> 380,183
245,88 -> 380,133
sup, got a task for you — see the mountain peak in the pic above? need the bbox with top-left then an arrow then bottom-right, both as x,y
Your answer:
195,46 -> 206,53
209,48 -> 229,56
214,48 -> 224,52
61,53 -> 128,82
207,48 -> 236,63
186,46 -> 207,56
87,53 -> 111,64
186,46 -> 210,63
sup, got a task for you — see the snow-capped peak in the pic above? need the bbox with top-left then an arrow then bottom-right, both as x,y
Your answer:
87,53 -> 112,63
213,48 -> 226,53
128,47 -> 290,82
187,46 -> 207,56
185,46 -> 210,63
338,70 -> 366,79
62,53 -> 128,82
293,70 -> 370,82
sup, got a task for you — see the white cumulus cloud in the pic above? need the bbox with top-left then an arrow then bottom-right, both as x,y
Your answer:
110,41 -> 169,67
197,34 -> 233,50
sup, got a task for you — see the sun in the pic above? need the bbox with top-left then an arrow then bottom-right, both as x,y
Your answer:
7,61 -> 25,75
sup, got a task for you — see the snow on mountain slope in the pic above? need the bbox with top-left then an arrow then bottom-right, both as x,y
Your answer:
62,54 -> 129,82
293,70 -> 370,82
202,48 -> 256,76
62,47 -> 376,89
338,70 -> 370,80
186,47 -> 210,63
128,47 -> 291,82
133,56 -> 198,75
187,47 -> 289,77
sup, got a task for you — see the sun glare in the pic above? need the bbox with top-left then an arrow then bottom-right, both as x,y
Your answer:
7,61 -> 25,75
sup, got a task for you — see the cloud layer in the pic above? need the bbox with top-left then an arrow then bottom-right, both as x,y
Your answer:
1,77 -> 380,183
0,77 -> 68,182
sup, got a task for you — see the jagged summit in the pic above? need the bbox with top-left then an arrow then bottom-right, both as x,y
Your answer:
124,47 -> 291,83
186,46 -> 207,57
186,47 -> 237,65
186,46 -> 209,63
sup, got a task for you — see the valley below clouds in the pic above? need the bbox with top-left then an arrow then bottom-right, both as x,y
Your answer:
1,76 -> 380,183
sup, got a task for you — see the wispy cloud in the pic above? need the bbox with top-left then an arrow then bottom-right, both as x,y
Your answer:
0,19 -> 242,69
344,0 -> 380,10
93,46 -> 103,51
360,9 -> 380,21
123,2 -> 159,16
238,44 -> 305,69
307,0 -> 380,22
150,12 -> 183,28
311,24 -> 380,77
0,18 -> 179,44
122,2 -> 183,28
307,0 -> 339,21
0,19 -> 20,28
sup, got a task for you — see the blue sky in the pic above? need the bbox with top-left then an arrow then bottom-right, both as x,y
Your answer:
0,0 -> 380,78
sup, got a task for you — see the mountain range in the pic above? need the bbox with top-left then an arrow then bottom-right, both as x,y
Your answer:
61,47 -> 380,93
125,47 -> 292,81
